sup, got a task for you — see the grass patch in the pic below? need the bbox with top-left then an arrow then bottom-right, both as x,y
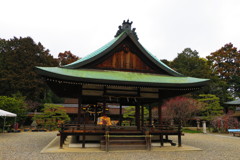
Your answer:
182,128 -> 202,133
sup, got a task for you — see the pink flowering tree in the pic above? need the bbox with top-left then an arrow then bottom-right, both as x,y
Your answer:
211,113 -> 239,132
162,96 -> 203,125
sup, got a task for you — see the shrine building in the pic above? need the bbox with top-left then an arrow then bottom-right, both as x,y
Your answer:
36,20 -> 209,151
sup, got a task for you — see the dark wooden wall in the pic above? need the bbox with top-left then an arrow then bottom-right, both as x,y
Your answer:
95,48 -> 155,72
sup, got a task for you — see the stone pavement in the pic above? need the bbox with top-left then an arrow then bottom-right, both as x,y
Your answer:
41,136 -> 202,153
0,131 -> 240,160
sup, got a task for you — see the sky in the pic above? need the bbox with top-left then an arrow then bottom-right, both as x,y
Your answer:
1,0 -> 240,60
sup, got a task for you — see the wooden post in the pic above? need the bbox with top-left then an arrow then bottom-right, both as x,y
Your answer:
60,133 -> 64,149
135,104 -> 140,130
158,102 -> 162,125
178,125 -> 182,147
165,134 -> 168,140
158,91 -> 163,125
160,134 -> 164,147
76,86 -> 82,145
77,85 -> 82,123
119,102 -> 123,126
141,105 -> 144,127
149,105 -> 152,126
135,105 -> 137,127
103,98 -> 106,115
94,104 -> 98,125
82,111 -> 86,148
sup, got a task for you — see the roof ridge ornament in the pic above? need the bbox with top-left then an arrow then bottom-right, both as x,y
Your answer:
115,20 -> 139,40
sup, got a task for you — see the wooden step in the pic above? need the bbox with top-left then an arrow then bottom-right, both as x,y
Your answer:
100,135 -> 149,151
101,139 -> 146,145
100,145 -> 147,151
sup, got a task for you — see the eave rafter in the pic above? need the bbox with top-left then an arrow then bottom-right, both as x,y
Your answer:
45,77 -> 202,91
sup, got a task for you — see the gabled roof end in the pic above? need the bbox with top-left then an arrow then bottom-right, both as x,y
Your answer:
115,20 -> 138,40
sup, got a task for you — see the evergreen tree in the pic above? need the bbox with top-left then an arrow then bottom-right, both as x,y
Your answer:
197,94 -> 224,121
33,104 -> 70,130
0,95 -> 27,124
171,48 -> 212,78
0,37 -> 58,101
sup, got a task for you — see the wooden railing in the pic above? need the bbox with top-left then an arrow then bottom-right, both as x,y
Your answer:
59,122 -> 183,149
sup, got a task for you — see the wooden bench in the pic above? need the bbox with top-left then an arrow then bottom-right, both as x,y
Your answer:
228,129 -> 240,136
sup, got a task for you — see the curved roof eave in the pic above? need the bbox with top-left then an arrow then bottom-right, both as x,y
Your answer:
62,32 -> 127,69
62,31 -> 182,77
126,33 -> 183,77
224,99 -> 240,105
36,67 -> 210,88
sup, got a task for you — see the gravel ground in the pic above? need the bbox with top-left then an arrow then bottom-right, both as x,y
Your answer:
0,131 -> 240,160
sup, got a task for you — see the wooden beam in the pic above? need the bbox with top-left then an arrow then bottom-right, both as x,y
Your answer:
104,93 -> 139,97
83,87 -> 158,94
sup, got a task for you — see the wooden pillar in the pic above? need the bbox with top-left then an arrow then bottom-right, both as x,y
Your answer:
60,133 -> 65,149
94,104 -> 98,125
135,104 -> 140,130
103,99 -> 106,115
135,105 -> 137,127
141,105 -> 144,127
77,97 -> 82,123
158,103 -> 162,125
82,111 -> 86,148
149,105 -> 152,126
158,90 -> 163,125
178,125 -> 182,147
119,102 -> 123,126
160,134 -> 164,147
77,85 -> 82,123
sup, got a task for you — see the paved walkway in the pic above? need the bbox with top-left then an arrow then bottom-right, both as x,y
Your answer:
0,131 -> 240,160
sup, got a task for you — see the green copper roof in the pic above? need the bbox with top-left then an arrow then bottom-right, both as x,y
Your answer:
63,32 -> 125,68
224,99 -> 240,105
36,67 -> 209,87
62,31 -> 182,77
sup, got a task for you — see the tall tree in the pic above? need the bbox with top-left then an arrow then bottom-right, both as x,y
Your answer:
0,96 -> 27,124
0,37 -> 58,101
58,51 -> 79,66
197,94 -> 224,121
207,43 -> 240,97
171,48 -> 212,78
170,48 -> 217,97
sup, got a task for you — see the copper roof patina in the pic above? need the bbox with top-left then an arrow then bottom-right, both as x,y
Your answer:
36,67 -> 209,87
61,31 -> 182,77
36,20 -> 210,88
224,99 -> 240,105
